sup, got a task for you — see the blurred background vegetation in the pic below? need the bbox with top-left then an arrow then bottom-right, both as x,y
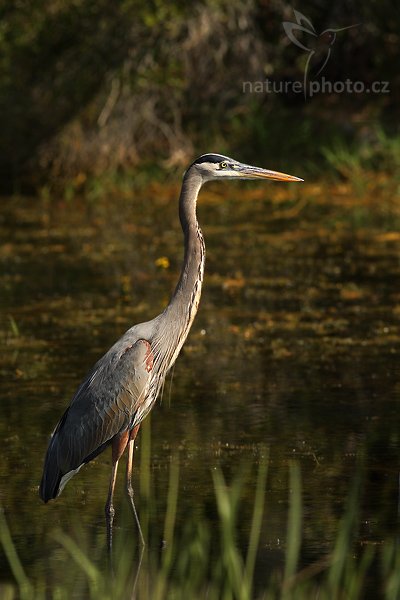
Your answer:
0,0 -> 399,193
2,2 -> 400,597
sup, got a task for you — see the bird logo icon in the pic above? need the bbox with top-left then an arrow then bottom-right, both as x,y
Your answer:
283,10 -> 358,98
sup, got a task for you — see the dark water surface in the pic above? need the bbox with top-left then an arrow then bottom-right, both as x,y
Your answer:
1,181 -> 399,593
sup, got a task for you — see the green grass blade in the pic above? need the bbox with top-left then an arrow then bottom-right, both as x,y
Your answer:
244,448 -> 269,594
0,508 -> 32,599
162,453 -> 180,548
153,453 -> 180,600
382,538 -> 400,600
7,315 -> 20,337
346,544 -> 374,599
140,414 -> 152,503
283,461 -> 302,590
139,414 -> 152,549
52,530 -> 102,592
328,465 -> 363,593
212,467 -> 246,597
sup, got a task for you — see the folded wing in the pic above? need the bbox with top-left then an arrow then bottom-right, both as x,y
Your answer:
39,338 -> 153,501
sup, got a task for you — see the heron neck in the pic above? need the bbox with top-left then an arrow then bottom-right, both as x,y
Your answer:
166,169 -> 205,325
178,170 -> 203,233
146,170 -> 205,402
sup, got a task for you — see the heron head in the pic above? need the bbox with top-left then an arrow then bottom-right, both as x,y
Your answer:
188,153 -> 303,183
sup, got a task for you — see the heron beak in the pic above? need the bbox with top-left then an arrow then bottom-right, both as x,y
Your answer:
240,166 -> 303,182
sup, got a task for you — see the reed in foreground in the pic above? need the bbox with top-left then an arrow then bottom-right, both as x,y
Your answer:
1,454 -> 399,599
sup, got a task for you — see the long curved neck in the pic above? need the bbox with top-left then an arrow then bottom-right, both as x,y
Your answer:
143,169 -> 205,407
172,169 -> 205,318
157,168 -> 205,356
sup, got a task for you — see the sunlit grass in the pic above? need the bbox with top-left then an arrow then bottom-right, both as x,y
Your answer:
37,120 -> 400,208
1,451 -> 400,599
322,126 -> 400,195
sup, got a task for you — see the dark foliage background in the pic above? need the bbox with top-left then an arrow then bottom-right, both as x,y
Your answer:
0,0 -> 398,190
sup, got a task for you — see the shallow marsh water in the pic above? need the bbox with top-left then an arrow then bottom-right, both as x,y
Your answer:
1,178 -> 400,594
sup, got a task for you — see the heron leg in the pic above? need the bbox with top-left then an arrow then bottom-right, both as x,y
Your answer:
126,425 -> 145,545
105,459 -> 119,553
105,430 -> 130,552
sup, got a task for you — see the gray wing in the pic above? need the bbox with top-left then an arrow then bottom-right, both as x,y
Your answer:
39,338 -> 153,501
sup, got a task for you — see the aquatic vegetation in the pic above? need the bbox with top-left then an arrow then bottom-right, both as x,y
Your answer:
1,455 -> 399,599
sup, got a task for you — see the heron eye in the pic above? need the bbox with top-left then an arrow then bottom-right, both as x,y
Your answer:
220,161 -> 228,169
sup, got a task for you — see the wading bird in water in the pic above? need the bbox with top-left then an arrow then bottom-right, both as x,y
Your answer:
39,154 -> 302,550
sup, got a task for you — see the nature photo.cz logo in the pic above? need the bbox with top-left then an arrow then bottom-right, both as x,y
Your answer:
242,9 -> 390,99
283,9 -> 358,98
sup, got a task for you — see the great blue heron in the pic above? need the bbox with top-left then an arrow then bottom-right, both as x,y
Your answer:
39,153 -> 302,549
